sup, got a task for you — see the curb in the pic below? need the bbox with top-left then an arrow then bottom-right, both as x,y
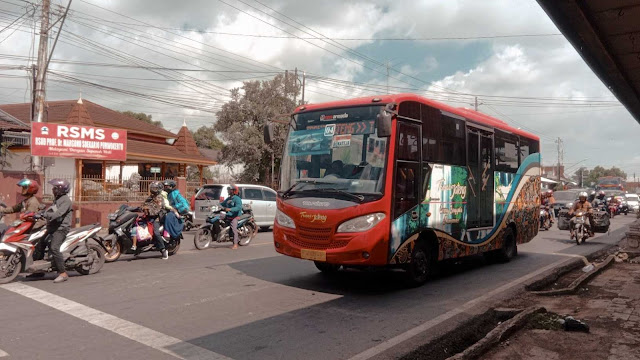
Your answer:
446,307 -> 546,360
530,254 -> 615,296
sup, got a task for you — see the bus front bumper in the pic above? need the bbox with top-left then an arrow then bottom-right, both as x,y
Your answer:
273,226 -> 388,266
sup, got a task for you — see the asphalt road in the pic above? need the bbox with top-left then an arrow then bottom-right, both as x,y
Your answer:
0,216 -> 635,360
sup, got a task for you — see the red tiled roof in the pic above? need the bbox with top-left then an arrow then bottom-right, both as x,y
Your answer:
0,109 -> 29,131
66,99 -> 94,126
174,126 -> 201,156
127,139 -> 216,165
0,99 -> 177,139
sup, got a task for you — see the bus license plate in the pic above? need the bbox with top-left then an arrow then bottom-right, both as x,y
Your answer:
301,249 -> 326,261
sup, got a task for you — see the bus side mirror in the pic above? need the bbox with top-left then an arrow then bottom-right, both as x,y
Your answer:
376,103 -> 394,137
264,123 -> 274,144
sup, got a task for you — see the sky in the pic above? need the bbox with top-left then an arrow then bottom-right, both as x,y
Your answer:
0,0 -> 639,180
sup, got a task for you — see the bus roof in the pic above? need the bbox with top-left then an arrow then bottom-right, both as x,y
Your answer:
295,93 -> 540,141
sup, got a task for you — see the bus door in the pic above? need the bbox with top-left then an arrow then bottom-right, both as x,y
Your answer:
466,125 -> 494,229
393,121 -> 421,225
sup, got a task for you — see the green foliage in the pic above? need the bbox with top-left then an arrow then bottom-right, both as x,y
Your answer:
187,166 -> 214,182
585,166 -> 627,185
120,111 -> 164,128
214,73 -> 299,184
193,126 -> 224,149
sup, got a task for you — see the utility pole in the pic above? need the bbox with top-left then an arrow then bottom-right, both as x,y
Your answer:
556,137 -> 562,185
580,168 -> 583,188
32,0 -> 51,171
386,60 -> 390,93
475,96 -> 479,111
30,64 -> 37,121
301,71 -> 306,105
293,67 -> 298,104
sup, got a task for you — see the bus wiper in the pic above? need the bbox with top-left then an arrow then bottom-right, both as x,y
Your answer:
282,179 -> 332,198
300,188 -> 365,202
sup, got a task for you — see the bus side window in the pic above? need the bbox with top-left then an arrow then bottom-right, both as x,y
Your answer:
395,163 -> 419,216
495,130 -> 518,173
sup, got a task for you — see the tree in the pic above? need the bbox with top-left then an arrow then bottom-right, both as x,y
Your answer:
0,141 -> 13,169
214,73 -> 299,184
193,126 -> 224,149
120,111 -> 164,128
585,166 -> 628,185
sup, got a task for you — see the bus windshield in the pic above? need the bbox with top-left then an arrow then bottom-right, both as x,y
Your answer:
280,105 -> 388,201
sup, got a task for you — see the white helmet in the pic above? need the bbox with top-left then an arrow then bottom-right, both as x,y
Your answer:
578,191 -> 588,201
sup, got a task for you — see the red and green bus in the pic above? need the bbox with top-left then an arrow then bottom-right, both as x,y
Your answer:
269,93 -> 541,285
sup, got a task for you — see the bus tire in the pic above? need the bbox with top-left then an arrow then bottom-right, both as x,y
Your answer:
314,261 -> 341,274
495,227 -> 517,263
404,243 -> 431,287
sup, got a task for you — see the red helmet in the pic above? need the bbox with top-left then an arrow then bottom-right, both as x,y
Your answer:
17,178 -> 39,196
228,184 -> 239,196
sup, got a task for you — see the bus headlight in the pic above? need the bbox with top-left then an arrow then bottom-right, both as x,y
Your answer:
276,210 -> 296,229
337,213 -> 385,233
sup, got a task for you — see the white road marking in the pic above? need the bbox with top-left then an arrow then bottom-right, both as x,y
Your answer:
0,349 -> 8,357
0,283 -> 232,360
347,258 -> 570,360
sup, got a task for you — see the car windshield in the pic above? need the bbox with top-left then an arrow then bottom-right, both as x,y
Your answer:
280,105 -> 388,201
554,191 -> 577,201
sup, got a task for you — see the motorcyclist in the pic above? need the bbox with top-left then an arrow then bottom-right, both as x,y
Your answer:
162,180 -> 188,239
592,190 -> 607,208
0,179 -> 41,236
42,179 -> 73,283
220,184 -> 243,250
543,189 -> 555,223
568,191 -> 595,238
141,181 -> 169,260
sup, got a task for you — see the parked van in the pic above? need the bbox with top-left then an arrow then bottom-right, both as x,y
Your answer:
194,184 -> 277,230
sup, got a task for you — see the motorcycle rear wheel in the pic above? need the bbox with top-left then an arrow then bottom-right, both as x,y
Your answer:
167,240 -> 180,256
76,242 -> 106,275
194,228 -> 212,250
104,239 -> 122,263
238,222 -> 257,246
0,251 -> 22,284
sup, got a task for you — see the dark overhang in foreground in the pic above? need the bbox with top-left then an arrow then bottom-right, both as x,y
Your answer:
537,0 -> 640,125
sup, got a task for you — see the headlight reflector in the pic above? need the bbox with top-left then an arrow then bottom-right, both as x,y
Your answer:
276,210 -> 296,229
337,213 -> 385,233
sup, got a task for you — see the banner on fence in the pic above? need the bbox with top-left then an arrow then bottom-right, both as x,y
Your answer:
31,123 -> 127,161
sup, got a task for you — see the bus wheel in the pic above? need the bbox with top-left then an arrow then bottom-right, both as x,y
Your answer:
405,244 -> 431,287
314,261 -> 341,274
495,227 -> 517,263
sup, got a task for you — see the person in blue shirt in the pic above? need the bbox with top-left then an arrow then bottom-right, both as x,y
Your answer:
220,184 -> 243,249
162,179 -> 190,238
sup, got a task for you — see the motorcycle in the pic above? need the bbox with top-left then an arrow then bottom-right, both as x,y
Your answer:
193,204 -> 257,249
0,209 -> 106,284
539,205 -> 552,230
183,211 -> 195,231
100,205 -> 181,262
570,211 -> 590,245
617,201 -> 629,216
592,203 -> 611,232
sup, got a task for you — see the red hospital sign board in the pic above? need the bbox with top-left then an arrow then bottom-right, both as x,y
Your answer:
31,123 -> 127,161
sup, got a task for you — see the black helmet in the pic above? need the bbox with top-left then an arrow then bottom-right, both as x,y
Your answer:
597,190 -> 605,199
48,178 -> 70,197
163,179 -> 177,191
149,181 -> 162,195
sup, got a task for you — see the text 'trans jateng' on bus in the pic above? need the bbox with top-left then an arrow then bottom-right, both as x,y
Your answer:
268,93 -> 541,286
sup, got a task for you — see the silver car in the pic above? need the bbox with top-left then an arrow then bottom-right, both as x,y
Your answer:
193,184 -> 277,230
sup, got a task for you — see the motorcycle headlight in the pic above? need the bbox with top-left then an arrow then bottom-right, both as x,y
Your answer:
337,213 -> 386,233
576,212 -> 583,217
566,202 -> 573,208
276,210 -> 295,229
